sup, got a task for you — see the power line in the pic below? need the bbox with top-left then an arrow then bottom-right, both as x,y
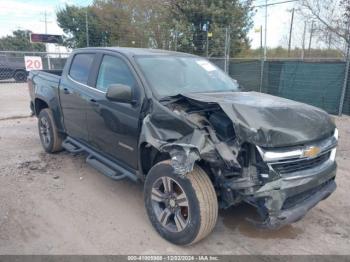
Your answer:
253,0 -> 298,8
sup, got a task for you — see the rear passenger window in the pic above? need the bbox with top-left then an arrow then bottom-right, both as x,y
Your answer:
69,53 -> 94,85
96,55 -> 136,92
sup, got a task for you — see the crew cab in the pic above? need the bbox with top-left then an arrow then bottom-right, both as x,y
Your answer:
28,47 -> 338,245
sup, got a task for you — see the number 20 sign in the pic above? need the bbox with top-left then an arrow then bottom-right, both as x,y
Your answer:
24,56 -> 43,71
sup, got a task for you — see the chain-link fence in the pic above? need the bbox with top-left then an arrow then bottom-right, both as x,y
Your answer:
210,57 -> 350,115
1,50 -> 350,116
0,51 -> 69,83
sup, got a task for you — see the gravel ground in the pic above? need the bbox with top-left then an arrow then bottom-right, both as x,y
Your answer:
0,83 -> 349,254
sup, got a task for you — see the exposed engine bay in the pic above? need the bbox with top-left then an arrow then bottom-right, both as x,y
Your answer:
139,91 -> 338,229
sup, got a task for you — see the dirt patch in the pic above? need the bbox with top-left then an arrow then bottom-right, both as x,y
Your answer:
17,153 -> 63,173
0,117 -> 349,254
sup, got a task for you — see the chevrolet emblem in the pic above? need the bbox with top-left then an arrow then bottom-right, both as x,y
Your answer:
303,146 -> 321,158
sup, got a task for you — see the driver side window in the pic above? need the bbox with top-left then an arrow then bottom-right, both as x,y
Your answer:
96,55 -> 136,92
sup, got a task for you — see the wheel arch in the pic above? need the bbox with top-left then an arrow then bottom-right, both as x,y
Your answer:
138,142 -> 211,181
139,142 -> 170,178
33,96 -> 65,134
34,98 -> 49,116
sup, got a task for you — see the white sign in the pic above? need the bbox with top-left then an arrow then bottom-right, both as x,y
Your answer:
24,56 -> 43,71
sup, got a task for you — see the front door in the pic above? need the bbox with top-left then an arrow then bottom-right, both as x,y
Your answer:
86,54 -> 142,169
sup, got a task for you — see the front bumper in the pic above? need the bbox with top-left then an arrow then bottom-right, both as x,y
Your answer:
251,162 -> 337,229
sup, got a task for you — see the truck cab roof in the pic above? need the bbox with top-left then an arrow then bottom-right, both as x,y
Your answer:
73,47 -> 196,58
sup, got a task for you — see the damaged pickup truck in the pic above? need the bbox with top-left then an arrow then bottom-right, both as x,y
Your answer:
28,47 -> 338,245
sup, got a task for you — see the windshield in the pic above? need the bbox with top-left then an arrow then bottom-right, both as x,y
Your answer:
135,56 -> 239,98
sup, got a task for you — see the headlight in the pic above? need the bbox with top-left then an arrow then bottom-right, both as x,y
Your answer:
330,128 -> 338,161
333,128 -> 339,140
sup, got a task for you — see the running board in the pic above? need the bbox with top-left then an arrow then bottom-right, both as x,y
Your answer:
62,138 -> 84,154
62,137 -> 138,182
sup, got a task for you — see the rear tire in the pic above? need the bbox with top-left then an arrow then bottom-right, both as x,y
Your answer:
13,70 -> 27,82
38,108 -> 63,153
144,161 -> 218,245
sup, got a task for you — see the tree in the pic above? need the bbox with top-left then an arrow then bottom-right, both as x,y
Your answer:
170,0 -> 254,57
0,30 -> 45,51
56,0 -> 254,57
298,0 -> 350,54
57,5 -> 106,48
93,0 -> 174,48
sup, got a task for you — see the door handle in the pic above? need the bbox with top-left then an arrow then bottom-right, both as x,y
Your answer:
63,88 -> 71,94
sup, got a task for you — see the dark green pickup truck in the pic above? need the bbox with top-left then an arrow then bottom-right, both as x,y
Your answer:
28,47 -> 338,245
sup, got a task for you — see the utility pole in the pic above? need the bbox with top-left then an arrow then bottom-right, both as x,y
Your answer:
224,28 -> 228,72
206,31 -> 209,58
287,8 -> 295,57
264,0 -> 268,60
260,26 -> 263,55
227,26 -> 231,73
174,32 -> 178,51
301,21 -> 307,60
259,25 -> 264,92
308,21 -> 314,56
338,17 -> 350,116
253,0 -> 300,59
223,27 -> 231,73
40,11 -> 52,69
44,11 -> 48,34
252,0 -> 300,91
85,8 -> 89,47
40,11 -> 52,34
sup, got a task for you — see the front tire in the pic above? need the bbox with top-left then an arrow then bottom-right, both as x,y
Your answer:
144,161 -> 218,245
38,109 -> 63,153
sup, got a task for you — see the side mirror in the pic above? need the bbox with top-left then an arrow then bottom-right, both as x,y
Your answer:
106,84 -> 134,104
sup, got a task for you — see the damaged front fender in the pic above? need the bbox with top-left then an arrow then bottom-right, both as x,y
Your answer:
138,101 -> 208,175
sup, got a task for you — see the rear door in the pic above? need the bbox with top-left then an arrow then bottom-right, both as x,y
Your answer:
59,53 -> 96,143
85,52 -> 143,169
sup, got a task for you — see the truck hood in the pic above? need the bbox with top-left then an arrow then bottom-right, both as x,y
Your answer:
181,91 -> 336,148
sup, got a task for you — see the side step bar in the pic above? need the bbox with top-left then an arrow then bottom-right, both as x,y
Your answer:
62,137 -> 138,182
62,139 -> 84,154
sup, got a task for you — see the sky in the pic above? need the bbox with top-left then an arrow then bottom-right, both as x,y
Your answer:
248,0 -> 298,49
0,0 -> 300,50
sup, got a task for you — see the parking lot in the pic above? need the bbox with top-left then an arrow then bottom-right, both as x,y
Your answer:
0,83 -> 350,255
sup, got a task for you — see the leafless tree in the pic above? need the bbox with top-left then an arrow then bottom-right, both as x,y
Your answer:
298,0 -> 350,55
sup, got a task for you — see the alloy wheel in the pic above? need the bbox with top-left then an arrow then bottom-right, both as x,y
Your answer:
151,176 -> 190,232
39,117 -> 51,147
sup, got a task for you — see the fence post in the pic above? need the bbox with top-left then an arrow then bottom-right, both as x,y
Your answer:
259,60 -> 264,93
47,55 -> 51,70
259,25 -> 264,93
338,40 -> 350,116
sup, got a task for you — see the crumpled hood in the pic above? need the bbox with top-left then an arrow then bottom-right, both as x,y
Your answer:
182,91 -> 336,148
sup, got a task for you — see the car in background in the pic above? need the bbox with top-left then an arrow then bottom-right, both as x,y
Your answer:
0,55 -> 27,82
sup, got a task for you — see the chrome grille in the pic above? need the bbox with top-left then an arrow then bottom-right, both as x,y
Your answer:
271,152 -> 331,174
